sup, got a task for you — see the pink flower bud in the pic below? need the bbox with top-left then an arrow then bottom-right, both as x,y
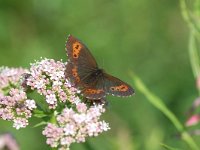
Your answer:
186,114 -> 200,126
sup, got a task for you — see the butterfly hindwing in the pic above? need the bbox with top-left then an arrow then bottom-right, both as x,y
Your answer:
83,87 -> 105,99
82,73 -> 106,99
103,73 -> 134,97
65,62 -> 106,99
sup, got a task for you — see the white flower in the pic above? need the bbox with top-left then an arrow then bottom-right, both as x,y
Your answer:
13,118 -> 28,130
35,79 -> 45,89
73,114 -> 86,124
87,123 -> 98,136
25,100 -> 36,110
53,80 -> 62,86
60,137 -> 75,146
56,71 -> 65,79
100,121 -> 110,131
64,124 -> 76,136
46,94 -> 57,105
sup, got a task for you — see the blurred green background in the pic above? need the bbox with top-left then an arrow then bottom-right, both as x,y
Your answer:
0,0 -> 199,150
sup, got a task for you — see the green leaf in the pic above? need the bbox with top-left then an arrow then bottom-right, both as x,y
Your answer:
33,121 -> 48,128
33,110 -> 48,118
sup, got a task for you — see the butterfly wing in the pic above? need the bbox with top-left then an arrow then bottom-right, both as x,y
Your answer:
65,35 -> 134,99
103,73 -> 134,97
65,62 -> 80,85
66,35 -> 98,68
82,74 -> 106,99
65,35 -> 99,86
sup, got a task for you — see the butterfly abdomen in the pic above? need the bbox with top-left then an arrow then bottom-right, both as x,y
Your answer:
82,69 -> 104,86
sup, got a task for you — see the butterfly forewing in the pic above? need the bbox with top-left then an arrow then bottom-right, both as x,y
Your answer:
66,35 -> 98,69
66,35 -> 99,86
65,62 -> 80,86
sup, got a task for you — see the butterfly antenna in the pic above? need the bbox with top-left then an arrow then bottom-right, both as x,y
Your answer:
102,58 -> 105,68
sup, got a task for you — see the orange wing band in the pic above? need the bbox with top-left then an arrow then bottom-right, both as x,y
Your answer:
72,42 -> 82,58
110,85 -> 128,92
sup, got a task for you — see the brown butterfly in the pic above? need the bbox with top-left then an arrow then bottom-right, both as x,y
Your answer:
65,35 -> 134,99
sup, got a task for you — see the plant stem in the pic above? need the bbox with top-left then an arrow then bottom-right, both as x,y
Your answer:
180,0 -> 200,95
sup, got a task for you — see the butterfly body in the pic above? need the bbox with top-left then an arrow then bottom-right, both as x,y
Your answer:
65,35 -> 134,99
85,70 -> 102,87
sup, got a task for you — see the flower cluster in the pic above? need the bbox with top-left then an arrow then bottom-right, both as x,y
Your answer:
0,67 -> 36,129
0,59 -> 110,149
25,59 -> 110,149
43,103 -> 110,150
0,67 -> 27,89
26,58 -> 79,109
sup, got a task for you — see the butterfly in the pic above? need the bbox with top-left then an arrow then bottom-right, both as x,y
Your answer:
65,35 -> 134,100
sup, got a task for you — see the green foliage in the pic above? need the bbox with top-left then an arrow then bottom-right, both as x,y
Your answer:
0,0 -> 200,150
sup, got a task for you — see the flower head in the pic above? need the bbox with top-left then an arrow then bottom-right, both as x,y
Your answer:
0,67 -> 27,89
43,103 -> 110,149
0,67 -> 36,129
0,59 -> 110,149
26,59 -> 80,109
22,58 -> 110,149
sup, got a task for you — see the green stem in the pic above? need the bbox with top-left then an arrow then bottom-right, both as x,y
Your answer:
180,0 -> 193,29
50,112 -> 58,150
160,143 -> 180,150
180,0 -> 200,95
189,31 -> 200,95
50,111 -> 57,124
189,31 -> 200,79
130,73 -> 199,150
180,0 -> 200,34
